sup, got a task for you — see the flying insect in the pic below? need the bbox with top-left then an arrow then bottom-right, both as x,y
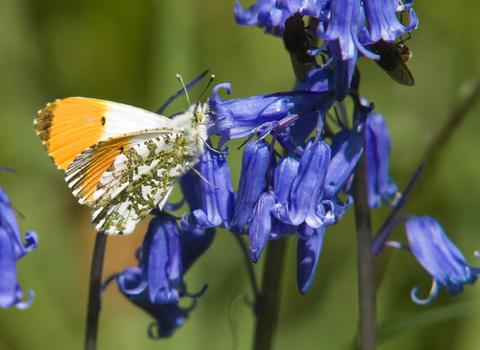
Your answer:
283,12 -> 318,83
370,37 -> 415,86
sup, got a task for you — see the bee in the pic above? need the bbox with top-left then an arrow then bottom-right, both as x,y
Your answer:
283,12 -> 318,83
370,37 -> 415,86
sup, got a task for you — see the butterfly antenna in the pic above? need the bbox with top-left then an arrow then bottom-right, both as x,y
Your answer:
176,74 -> 191,105
190,168 -> 219,189
196,75 -> 216,105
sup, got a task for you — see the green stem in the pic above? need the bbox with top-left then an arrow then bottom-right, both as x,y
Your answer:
253,237 -> 288,350
234,235 -> 259,302
85,232 -> 108,350
415,77 -> 480,198
353,152 -> 376,350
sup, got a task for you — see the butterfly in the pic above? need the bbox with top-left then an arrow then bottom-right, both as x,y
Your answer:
35,96 -> 209,235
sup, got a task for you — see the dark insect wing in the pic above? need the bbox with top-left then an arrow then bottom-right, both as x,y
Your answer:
283,12 -> 312,83
370,39 -> 415,86
385,62 -> 415,86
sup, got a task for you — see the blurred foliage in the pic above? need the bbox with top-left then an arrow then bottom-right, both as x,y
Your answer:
1,0 -> 480,349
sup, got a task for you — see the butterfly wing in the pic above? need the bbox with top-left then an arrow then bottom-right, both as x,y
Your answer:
35,97 -> 175,170
86,132 -> 196,235
65,128 -> 183,206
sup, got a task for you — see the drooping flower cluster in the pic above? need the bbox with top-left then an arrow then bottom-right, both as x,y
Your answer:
0,180 -> 38,309
105,0 -> 478,337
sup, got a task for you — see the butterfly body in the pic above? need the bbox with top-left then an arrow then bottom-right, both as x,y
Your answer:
35,97 -> 208,235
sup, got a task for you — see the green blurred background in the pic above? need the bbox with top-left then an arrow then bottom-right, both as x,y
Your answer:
1,0 -> 480,349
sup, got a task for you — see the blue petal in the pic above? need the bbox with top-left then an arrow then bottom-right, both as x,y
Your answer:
297,227 -> 325,294
147,303 -> 191,338
141,216 -> 183,303
181,146 -> 235,230
234,0 -> 291,36
0,186 -> 37,309
181,228 -> 216,273
229,141 -> 270,233
274,157 -> 300,204
317,0 -> 374,60
365,112 -> 398,208
360,0 -> 418,45
0,226 -> 19,308
275,0 -> 324,17
324,129 -> 364,199
249,192 -> 276,262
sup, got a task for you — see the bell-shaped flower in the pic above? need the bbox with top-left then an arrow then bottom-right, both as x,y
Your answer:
323,128 -> 364,218
229,141 -> 270,234
234,0 -> 325,36
316,0 -> 376,61
405,216 -> 480,304
181,145 -> 235,230
272,141 -> 332,229
359,0 -> 418,45
208,83 -> 335,147
234,0 -> 291,36
104,213 -> 214,337
365,112 -> 398,208
296,224 -> 325,294
0,186 -> 38,309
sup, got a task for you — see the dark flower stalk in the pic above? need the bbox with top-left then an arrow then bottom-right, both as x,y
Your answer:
353,152 -> 376,350
85,232 -> 107,350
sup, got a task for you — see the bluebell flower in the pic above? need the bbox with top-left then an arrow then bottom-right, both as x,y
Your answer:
104,213 -> 214,337
0,186 -> 38,309
404,216 -> 480,304
272,141 -> 334,229
323,128 -> 364,218
229,141 -> 270,234
359,0 -> 418,45
208,83 -> 335,147
234,0 -> 291,36
234,0 -> 324,36
365,112 -> 398,208
181,145 -> 235,230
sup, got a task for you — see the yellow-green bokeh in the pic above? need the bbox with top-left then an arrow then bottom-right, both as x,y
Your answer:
1,0 -> 480,349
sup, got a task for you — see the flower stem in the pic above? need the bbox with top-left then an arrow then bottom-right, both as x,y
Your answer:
353,152 -> 376,350
85,232 -> 107,350
416,77 -> 480,196
253,237 -> 288,350
234,235 -> 259,302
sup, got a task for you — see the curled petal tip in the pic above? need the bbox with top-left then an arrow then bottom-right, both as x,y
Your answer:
411,280 -> 439,305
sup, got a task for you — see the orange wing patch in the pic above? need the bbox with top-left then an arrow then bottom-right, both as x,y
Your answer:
65,136 -> 132,205
35,97 -> 108,170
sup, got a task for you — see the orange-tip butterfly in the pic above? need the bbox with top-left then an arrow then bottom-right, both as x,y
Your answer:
35,94 -> 209,235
